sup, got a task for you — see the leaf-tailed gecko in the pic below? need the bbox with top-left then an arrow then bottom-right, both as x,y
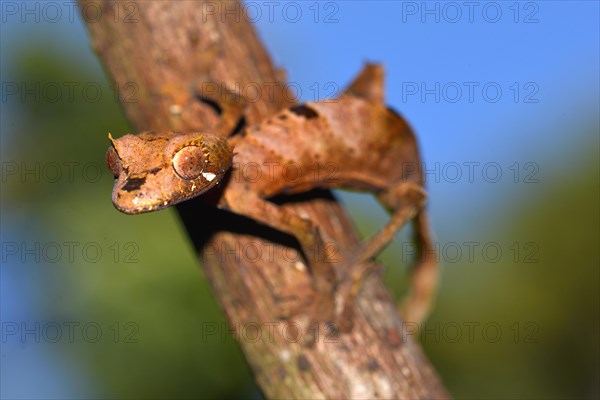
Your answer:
105,65 -> 438,328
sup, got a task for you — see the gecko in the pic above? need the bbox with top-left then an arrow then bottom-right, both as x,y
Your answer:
105,64 -> 438,328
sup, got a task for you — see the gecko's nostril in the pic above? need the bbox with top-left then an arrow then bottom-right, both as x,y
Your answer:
121,177 -> 146,192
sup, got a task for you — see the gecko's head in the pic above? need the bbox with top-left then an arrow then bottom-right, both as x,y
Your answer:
106,131 -> 233,214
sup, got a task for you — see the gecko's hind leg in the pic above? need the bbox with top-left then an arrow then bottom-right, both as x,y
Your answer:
378,184 -> 439,325
335,182 -> 427,328
398,210 -> 438,324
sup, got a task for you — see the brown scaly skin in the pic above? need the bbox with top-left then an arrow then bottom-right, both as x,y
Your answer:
106,65 -> 438,329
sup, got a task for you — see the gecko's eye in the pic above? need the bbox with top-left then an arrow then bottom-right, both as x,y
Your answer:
106,146 -> 122,177
173,145 -> 206,180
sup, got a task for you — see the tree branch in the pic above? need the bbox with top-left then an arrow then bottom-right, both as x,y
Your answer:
79,1 -> 449,398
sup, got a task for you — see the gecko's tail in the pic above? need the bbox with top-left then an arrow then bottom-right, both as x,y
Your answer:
343,63 -> 385,105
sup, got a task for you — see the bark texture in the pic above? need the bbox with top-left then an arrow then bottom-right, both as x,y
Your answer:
79,1 -> 450,398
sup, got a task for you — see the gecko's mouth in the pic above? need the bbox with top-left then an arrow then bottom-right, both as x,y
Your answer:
112,191 -> 167,215
113,201 -> 163,215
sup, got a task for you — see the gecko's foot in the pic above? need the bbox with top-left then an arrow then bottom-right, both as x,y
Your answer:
276,293 -> 313,320
334,300 -> 356,333
277,292 -> 335,322
332,259 -> 383,333
398,242 -> 438,325
399,297 -> 424,325
398,274 -> 436,326
276,288 -> 348,345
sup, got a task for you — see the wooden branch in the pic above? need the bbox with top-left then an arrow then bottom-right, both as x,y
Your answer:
79,1 -> 450,398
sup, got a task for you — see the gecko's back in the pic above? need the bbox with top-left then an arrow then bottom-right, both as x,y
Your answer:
230,95 -> 423,198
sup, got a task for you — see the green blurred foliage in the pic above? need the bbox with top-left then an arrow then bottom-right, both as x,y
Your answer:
3,46 -> 598,399
424,142 -> 599,399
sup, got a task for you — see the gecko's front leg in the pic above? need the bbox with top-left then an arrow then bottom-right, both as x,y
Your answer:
221,188 -> 339,325
191,77 -> 247,138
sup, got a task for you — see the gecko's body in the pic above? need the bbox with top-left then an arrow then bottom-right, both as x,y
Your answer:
106,65 -> 437,327
226,98 -> 422,208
